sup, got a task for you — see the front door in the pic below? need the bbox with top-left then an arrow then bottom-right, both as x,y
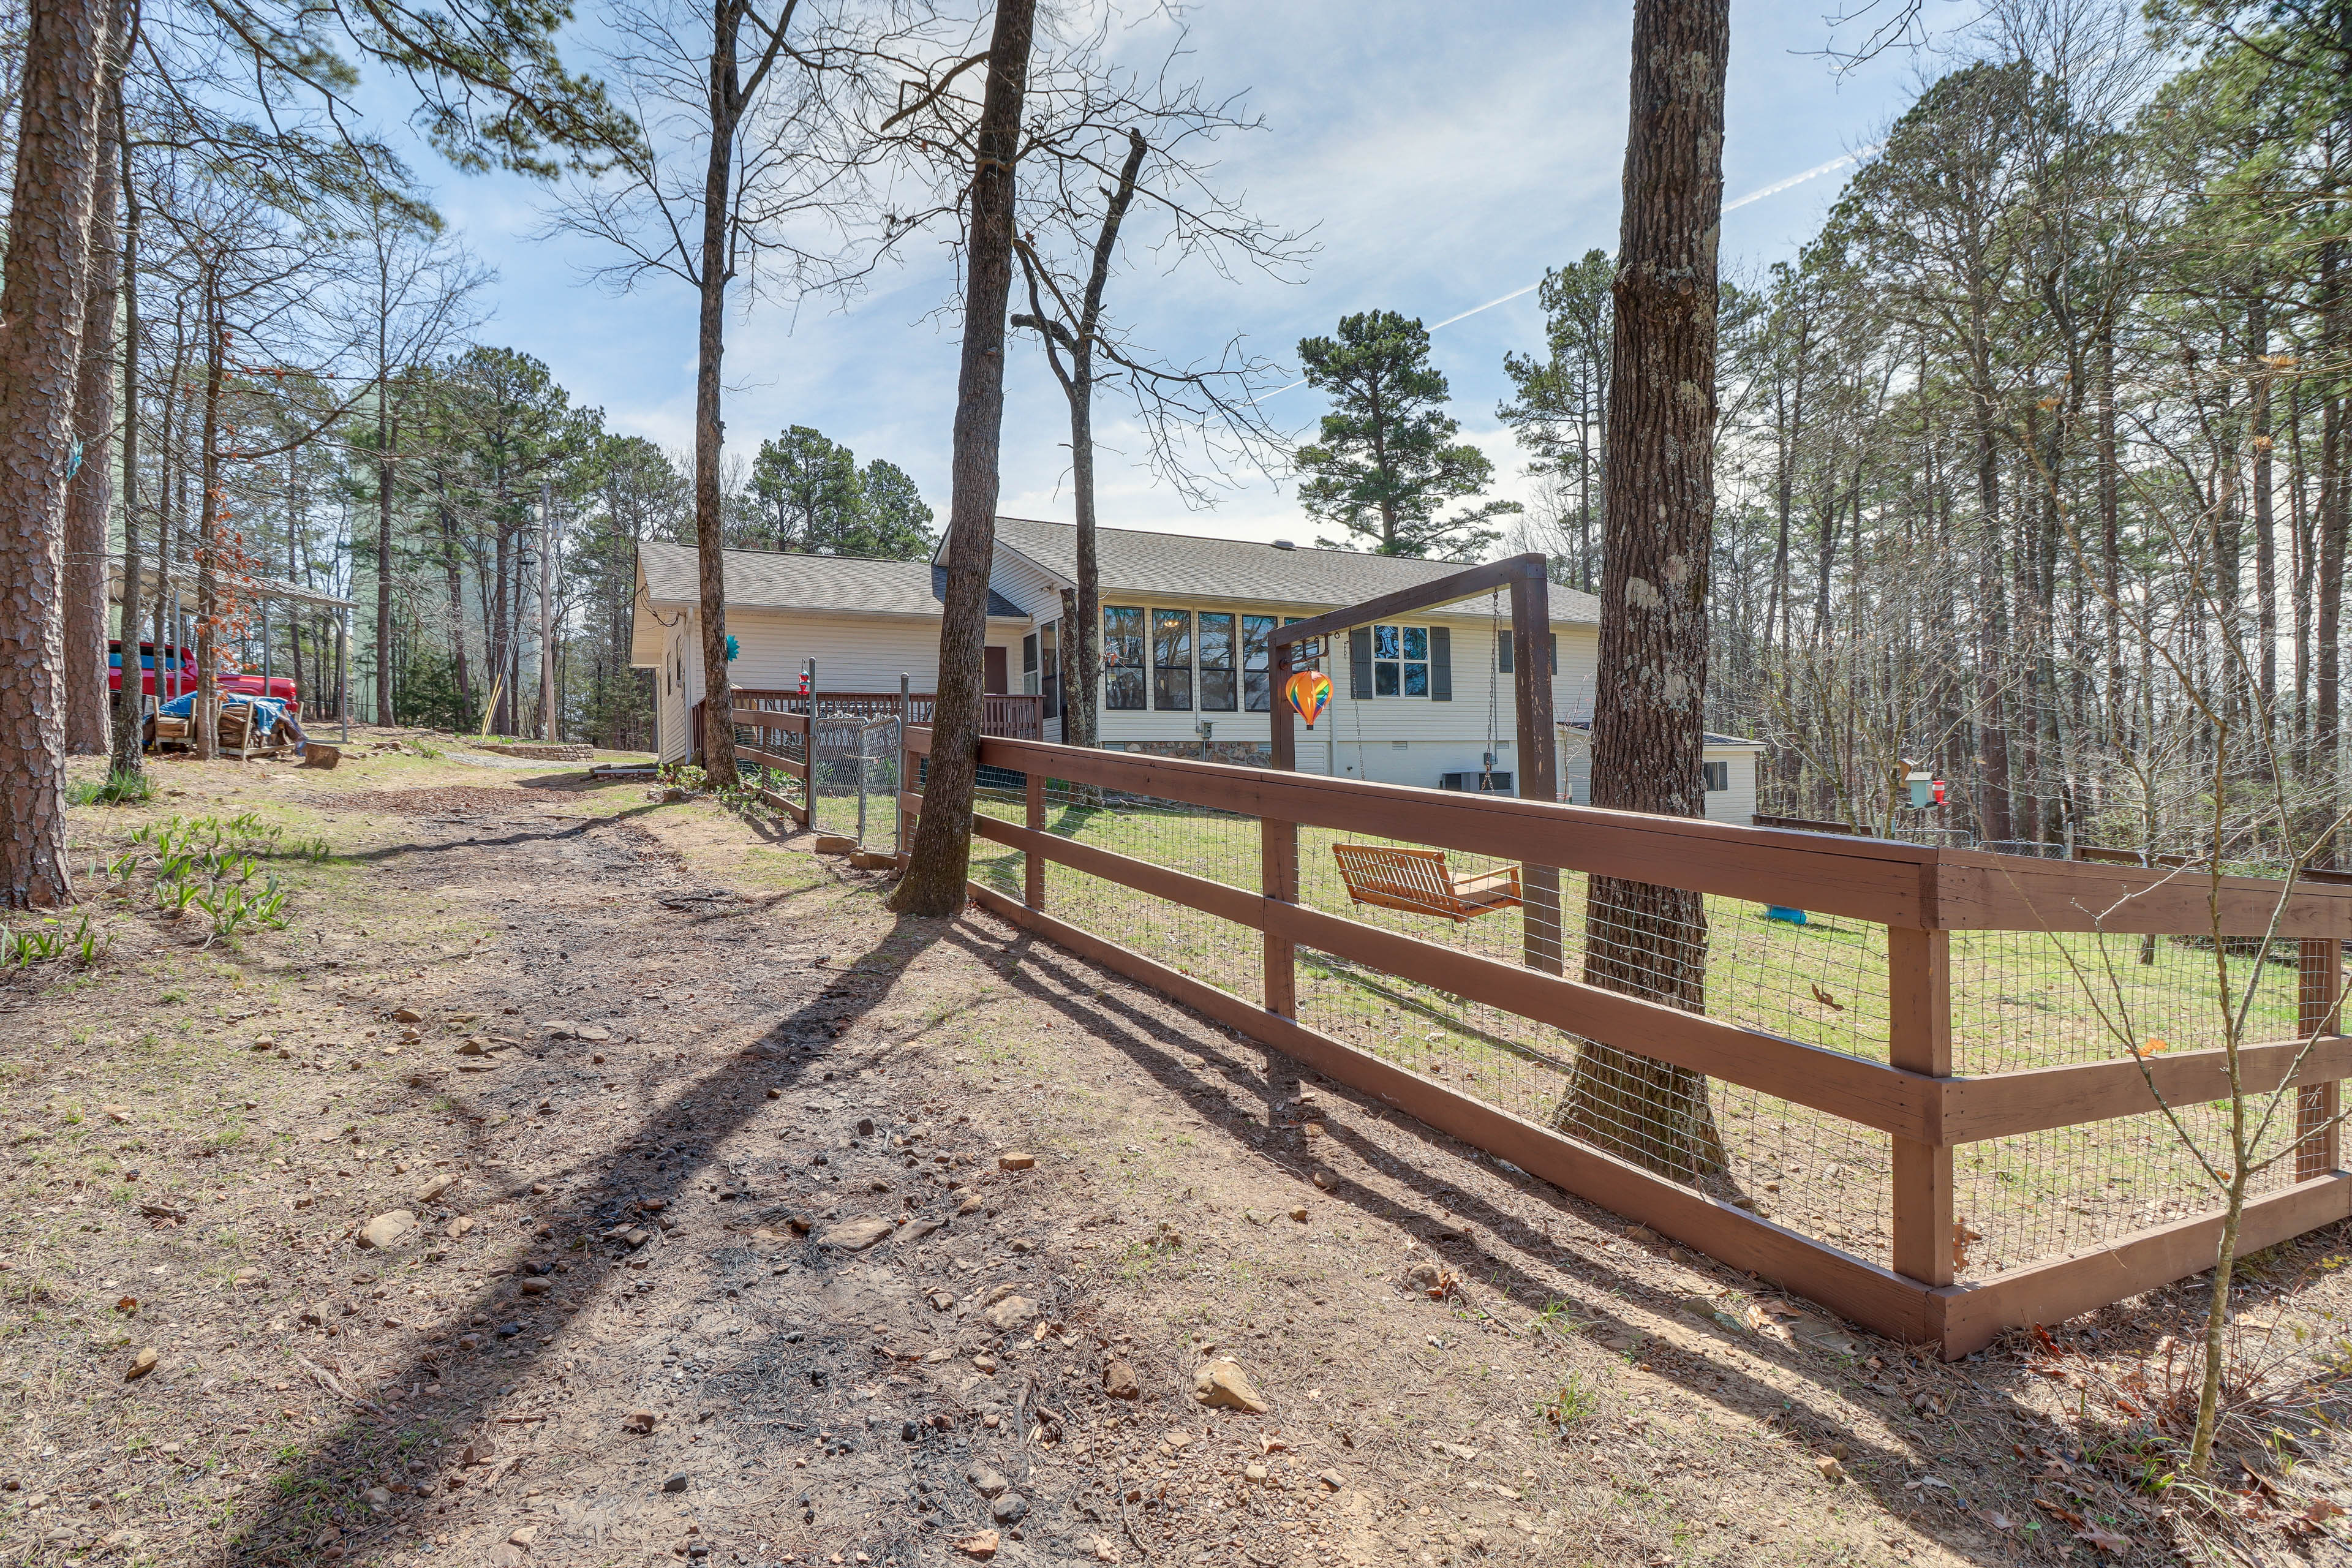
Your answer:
983,647 -> 1008,695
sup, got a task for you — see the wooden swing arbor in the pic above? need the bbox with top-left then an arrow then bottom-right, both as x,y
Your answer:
1266,552 -> 1561,991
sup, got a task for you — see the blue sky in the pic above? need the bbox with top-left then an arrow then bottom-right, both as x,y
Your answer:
391,2 -> 1928,545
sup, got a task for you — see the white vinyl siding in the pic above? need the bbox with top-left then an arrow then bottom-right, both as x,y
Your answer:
650,607 -> 1025,760
657,626 -> 690,763
1557,729 -> 1761,826
985,550 -> 1065,619
1706,750 -> 1760,825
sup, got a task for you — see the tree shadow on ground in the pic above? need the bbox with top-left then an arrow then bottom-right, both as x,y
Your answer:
947,918 -> 2038,1565
208,910 -> 956,1568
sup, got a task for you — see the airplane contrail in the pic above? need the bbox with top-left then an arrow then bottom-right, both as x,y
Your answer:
1722,143 -> 1882,213
1250,143 -> 1879,404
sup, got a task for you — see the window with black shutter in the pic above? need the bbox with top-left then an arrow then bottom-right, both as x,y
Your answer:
1495,631 -> 1558,674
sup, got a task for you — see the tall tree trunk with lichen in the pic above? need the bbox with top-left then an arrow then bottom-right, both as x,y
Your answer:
375,312 -> 397,726
890,0 -> 1038,918
688,0 -> 745,790
108,89 -> 142,779
1558,0 -> 1731,1180
192,293 -> 226,761
63,12 -> 124,757
0,0 -> 114,906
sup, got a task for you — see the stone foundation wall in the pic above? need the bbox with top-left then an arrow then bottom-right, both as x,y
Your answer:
470,742 -> 596,762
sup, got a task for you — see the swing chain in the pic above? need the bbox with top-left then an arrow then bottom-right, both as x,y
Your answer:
1482,591 -> 1502,790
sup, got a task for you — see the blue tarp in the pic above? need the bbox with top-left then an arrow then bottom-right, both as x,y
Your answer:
159,692 -> 296,744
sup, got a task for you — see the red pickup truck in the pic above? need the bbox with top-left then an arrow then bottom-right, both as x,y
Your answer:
110,641 -> 300,713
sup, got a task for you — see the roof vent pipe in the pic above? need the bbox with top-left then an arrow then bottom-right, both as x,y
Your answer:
1270,539 -> 1296,550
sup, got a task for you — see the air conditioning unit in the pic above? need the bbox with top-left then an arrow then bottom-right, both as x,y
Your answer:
1439,771 -> 1511,793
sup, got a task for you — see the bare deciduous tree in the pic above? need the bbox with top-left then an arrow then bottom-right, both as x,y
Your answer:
547,0 -> 929,791
890,0 -> 1037,918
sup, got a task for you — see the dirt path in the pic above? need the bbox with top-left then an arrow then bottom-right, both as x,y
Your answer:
6,739 -> 2350,1567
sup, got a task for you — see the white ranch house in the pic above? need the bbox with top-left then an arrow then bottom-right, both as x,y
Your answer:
631,518 -> 1761,821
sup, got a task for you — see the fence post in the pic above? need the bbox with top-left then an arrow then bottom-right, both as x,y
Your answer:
898,674 -> 911,858
1264,638 -> 1298,1018
798,713 -> 815,830
1025,769 -> 1045,909
1888,926 -> 1954,1287
1509,565 -> 1562,976
898,741 -> 914,859
2299,937 -> 2344,1181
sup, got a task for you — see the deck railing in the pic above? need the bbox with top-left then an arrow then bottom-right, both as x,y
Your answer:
731,690 -> 1042,739
898,726 -> 2352,1357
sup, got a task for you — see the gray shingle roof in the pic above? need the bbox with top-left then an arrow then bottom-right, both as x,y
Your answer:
636,540 -> 1023,619
984,516 -> 1602,624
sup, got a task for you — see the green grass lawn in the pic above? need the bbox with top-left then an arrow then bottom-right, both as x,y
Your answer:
957,786 -> 2311,1279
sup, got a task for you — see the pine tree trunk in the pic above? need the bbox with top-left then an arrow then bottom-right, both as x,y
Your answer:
690,0 -> 744,791
1069,371 -> 1100,752
2099,325 -> 2124,763
108,96 -> 141,779
193,293 -> 224,761
891,0 -> 1037,918
2253,296 -> 2279,718
1559,0 -> 1730,1180
62,36 -> 122,758
375,361 -> 395,726
2322,236 -> 2346,867
0,0 -> 113,906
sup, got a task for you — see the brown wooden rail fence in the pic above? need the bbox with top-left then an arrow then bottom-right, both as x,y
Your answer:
731,690 -> 1042,739
729,703 -> 813,827
895,725 -> 2352,1359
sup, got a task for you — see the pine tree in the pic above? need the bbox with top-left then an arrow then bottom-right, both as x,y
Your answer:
1295,309 -> 1517,559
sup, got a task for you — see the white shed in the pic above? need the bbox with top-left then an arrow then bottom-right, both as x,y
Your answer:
1555,723 -> 1765,826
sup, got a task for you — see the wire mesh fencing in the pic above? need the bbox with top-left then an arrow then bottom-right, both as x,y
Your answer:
957,774 -> 1904,1266
1942,925 -> 2314,1273
729,710 -> 809,817
809,715 -> 900,845
929,745 -> 2346,1304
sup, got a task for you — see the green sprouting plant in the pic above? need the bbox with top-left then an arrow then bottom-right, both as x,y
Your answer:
7,922 -> 61,966
1534,1298 -> 1599,1338
250,880 -> 292,930
107,852 -> 141,882
194,888 -> 247,941
157,879 -> 200,918
1542,1369 -> 1601,1430
196,881 -> 290,942
66,769 -> 154,807
0,914 -> 104,969
2,925 -> 42,967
